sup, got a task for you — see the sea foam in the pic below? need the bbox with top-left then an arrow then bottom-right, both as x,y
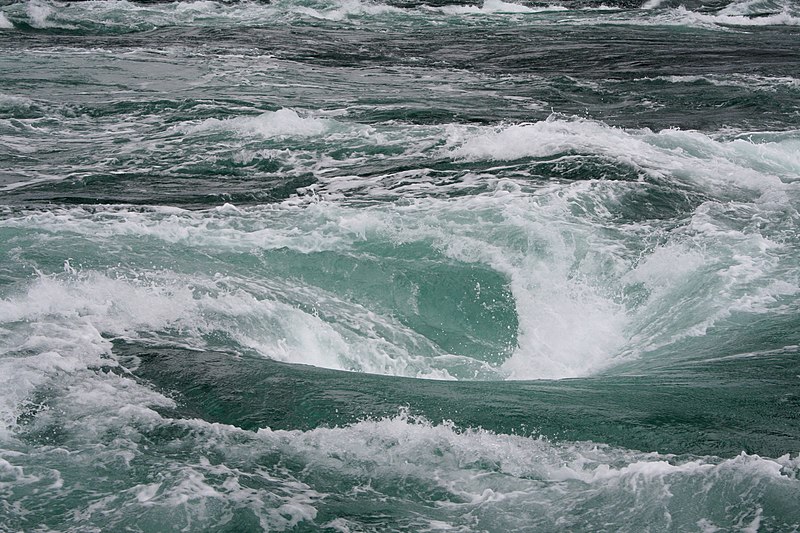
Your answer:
0,13 -> 13,29
438,0 -> 567,16
185,108 -> 332,139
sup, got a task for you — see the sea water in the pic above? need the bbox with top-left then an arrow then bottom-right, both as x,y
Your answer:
0,0 -> 799,530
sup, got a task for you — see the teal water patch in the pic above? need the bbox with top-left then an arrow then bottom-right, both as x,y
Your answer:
126,342 -> 800,458
261,244 -> 518,361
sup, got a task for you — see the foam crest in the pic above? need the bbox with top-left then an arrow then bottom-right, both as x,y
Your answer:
0,12 -> 13,29
0,261 -> 469,383
0,272 -> 191,437
1,0 -> 410,33
3,144 -> 798,381
562,1 -> 800,29
291,0 -> 404,21
0,199 -> 628,380
246,411 -> 800,530
25,0 -> 52,28
438,0 -> 567,15
6,0 -> 799,33
410,190 -> 631,379
184,108 -> 333,139
719,0 -> 799,18
446,117 -> 793,200
641,0 -> 668,8
648,73 -> 800,92
280,410 -> 796,482
0,94 -> 36,108
660,3 -> 800,27
5,404 -> 797,531
0,205 -> 356,253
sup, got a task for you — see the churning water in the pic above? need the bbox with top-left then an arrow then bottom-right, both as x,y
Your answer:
1,0 -> 799,530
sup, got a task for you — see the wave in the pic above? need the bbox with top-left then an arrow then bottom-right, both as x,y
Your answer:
0,12 -> 13,29
2,114 -> 799,380
5,0 -> 796,34
636,73 -> 800,92
171,111 -> 800,203
436,0 -> 568,15
0,265 -> 473,389
175,111 -> 800,204
183,108 -> 336,138
2,123 -> 797,380
664,4 -> 800,27
0,0 -> 412,32
444,116 -> 799,196
3,401 -> 799,530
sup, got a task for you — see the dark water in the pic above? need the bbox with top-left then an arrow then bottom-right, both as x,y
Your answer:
1,0 -> 800,531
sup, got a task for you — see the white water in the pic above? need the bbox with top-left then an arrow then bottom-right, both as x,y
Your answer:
2,114 -> 798,380
0,12 -> 13,29
3,0 -> 798,32
3,403 -> 798,531
1,135 -> 796,381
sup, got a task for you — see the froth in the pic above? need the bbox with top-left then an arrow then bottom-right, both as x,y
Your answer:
250,411 -> 800,530
292,0 -> 404,21
0,258 -> 471,383
184,108 -> 332,139
7,406 -> 797,531
25,0 -> 52,28
648,74 -> 800,92
661,4 -> 800,28
438,0 -> 567,16
0,272 -> 185,437
0,12 -> 13,29
5,150 -> 795,382
446,117 -> 793,201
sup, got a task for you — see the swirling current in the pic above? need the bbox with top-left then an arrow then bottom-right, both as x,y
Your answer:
1,0 -> 799,531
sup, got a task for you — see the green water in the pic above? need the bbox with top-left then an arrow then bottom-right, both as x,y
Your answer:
1,0 -> 799,530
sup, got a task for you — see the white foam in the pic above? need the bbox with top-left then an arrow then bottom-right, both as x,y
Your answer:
0,254 -> 471,384
3,163 -> 790,383
25,0 -> 52,27
185,108 -> 332,139
719,0 -> 798,18
0,271 -> 187,437
7,0 -> 799,32
446,117 -> 793,199
78,410 -> 800,529
226,411 -> 800,530
0,94 -> 34,106
658,4 -> 800,28
646,73 -> 800,92
258,411 -> 796,484
0,197 -> 627,380
0,12 -> 13,29
12,0 -> 409,32
411,186 -> 631,379
563,1 -> 800,29
3,109 -> 798,381
291,0 -> 404,21
439,0 -> 567,15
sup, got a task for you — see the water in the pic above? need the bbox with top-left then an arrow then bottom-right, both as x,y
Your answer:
1,0 -> 799,530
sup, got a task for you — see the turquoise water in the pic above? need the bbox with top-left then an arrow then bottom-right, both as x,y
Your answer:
1,0 -> 800,530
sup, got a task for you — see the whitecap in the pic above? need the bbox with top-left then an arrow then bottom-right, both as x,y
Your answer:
183,108 -> 333,139
0,12 -> 13,29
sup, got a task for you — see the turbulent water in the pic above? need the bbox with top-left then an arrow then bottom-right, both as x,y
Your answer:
1,0 -> 800,530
